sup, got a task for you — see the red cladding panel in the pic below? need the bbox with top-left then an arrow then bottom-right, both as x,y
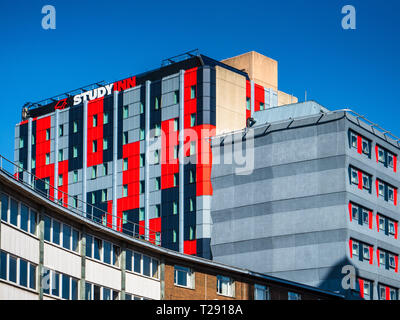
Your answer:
357,136 -> 362,154
246,80 -> 251,120
377,249 -> 380,267
349,239 -> 353,258
394,156 -> 397,172
348,203 -> 352,222
254,84 -> 265,112
358,279 -> 364,298
369,247 -> 373,264
87,98 -> 104,167
368,211 -> 373,229
184,240 -> 197,255
357,170 -> 363,190
161,119 -> 179,190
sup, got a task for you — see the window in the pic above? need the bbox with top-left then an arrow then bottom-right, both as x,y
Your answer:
174,118 -> 178,131
123,185 -> 128,197
140,154 -> 145,167
350,167 -> 358,185
139,128 -> 145,141
32,157 -> 36,169
362,174 -> 370,191
73,170 -> 78,183
246,97 -> 251,110
93,115 -> 98,127
19,137 -> 24,149
103,138 -> 108,150
155,97 -> 160,110
350,131 -> 358,149
288,292 -> 301,300
217,275 -> 234,297
173,173 -> 178,187
190,86 -> 196,99
378,181 -> 385,197
173,201 -> 178,215
62,224 -> 71,250
93,237 -> 102,261
45,153 -> 50,165
92,166 -> 97,179
103,112 -> 109,124
101,189 -> 107,202
154,124 -> 161,137
57,149 -> 63,162
388,186 -> 395,203
173,230 -> 177,243
140,102 -> 144,114
362,139 -> 370,156
189,170 -> 195,183
52,220 -> 61,245
155,177 -> 161,191
140,181 -> 145,194
143,255 -> 151,277
378,147 -> 385,163
352,241 -> 359,257
10,198 -> 18,226
174,265 -> 192,288
123,105 -> 129,119
190,141 -> 196,156
123,158 -> 128,171
103,163 -> 108,176
174,145 -> 178,160
189,226 -> 194,240
259,102 -> 265,111
73,196 -> 78,209
31,134 -> 35,145
133,252 -> 141,273
139,208 -> 145,221
363,246 -> 370,261
92,140 -> 97,153
59,124 -> 64,137
190,114 -> 196,127
123,131 -> 128,145
46,128 -> 50,141
155,204 -> 161,218
254,284 -> 270,300
154,150 -> 160,164
189,198 -> 194,212
73,146 -> 78,158
58,174 -> 63,187
174,91 -> 179,104
73,121 -> 78,133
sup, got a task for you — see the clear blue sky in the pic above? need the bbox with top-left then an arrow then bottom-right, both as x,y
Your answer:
0,0 -> 399,161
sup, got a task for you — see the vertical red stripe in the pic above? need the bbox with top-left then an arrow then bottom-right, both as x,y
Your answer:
377,249 -> 380,267
375,145 -> 379,162
386,287 -> 390,300
357,136 -> 362,154
395,256 -> 399,273
357,171 -> 363,189
376,215 -> 380,232
369,247 -> 373,264
369,211 -> 373,229
348,203 -> 352,222
394,189 -> 397,206
395,222 -> 398,239
394,155 -> 397,172
358,279 -> 364,299
376,180 -> 379,198
349,239 -> 353,258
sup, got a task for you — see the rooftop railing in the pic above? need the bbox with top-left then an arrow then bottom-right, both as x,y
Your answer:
0,155 -> 161,246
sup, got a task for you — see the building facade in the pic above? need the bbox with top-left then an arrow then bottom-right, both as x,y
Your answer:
0,166 -> 340,300
13,51 -> 297,260
210,106 -> 400,300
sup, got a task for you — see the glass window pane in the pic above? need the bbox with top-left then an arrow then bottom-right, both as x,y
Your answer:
126,250 -> 132,271
52,220 -> 61,245
85,282 -> 92,300
94,238 -> 102,260
71,278 -> 78,300
10,198 -> 18,226
94,285 -> 101,300
103,288 -> 111,300
52,272 -> 60,297
134,253 -> 141,273
86,235 -> 93,258
113,245 -> 120,267
63,224 -> 71,250
29,264 -> 36,290
0,251 -> 6,280
1,194 -> 8,222
62,274 -> 70,300
20,204 -> 29,232
19,259 -> 28,287
44,216 -> 51,241
29,210 -> 37,235
152,259 -> 159,278
42,268 -> 50,294
103,241 -> 111,264
143,255 -> 151,276
72,230 -> 79,252
9,255 -> 17,283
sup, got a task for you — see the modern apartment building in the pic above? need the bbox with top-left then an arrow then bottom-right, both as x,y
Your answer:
0,164 -> 341,300
210,103 -> 400,300
13,50 -> 297,260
